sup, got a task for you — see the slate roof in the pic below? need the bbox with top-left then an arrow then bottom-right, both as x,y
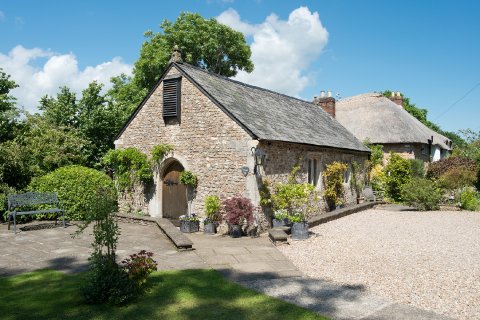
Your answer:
335,93 -> 452,150
173,63 -> 370,153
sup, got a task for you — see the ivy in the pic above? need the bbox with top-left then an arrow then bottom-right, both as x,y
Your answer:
151,144 -> 174,166
102,148 -> 153,192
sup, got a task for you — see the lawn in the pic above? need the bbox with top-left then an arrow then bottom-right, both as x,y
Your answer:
0,269 -> 327,320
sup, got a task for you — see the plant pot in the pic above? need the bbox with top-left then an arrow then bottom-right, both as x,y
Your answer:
203,222 -> 216,234
273,218 -> 292,228
356,197 -> 364,204
180,220 -> 199,233
229,224 -> 242,238
291,222 -> 309,240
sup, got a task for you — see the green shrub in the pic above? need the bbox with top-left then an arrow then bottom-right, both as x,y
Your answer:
28,165 -> 116,221
401,178 -> 442,211
438,167 -> 477,191
409,159 -> 425,178
102,148 -> 153,192
0,183 -> 17,222
204,195 -> 220,222
322,161 -> 348,208
81,255 -> 136,305
385,153 -> 412,202
459,187 -> 480,211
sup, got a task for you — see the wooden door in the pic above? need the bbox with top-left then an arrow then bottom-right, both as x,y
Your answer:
162,162 -> 187,223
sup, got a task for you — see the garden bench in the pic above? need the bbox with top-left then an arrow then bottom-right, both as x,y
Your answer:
363,186 -> 384,202
7,192 -> 65,234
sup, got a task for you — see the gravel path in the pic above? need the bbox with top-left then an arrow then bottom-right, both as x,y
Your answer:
278,209 -> 480,320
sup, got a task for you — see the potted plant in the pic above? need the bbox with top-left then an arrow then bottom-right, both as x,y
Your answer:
204,195 -> 220,234
221,196 -> 254,238
272,209 -> 290,228
288,211 -> 309,240
179,214 -> 200,233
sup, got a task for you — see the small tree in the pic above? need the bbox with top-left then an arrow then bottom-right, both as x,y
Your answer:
204,195 -> 220,223
384,153 -> 412,202
221,196 -> 254,226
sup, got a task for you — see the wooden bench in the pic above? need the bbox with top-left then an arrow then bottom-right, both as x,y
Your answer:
7,192 -> 65,234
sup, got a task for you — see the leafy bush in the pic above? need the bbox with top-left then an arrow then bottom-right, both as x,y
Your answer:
121,250 -> 158,289
409,159 -> 425,178
81,255 -> 136,305
401,178 -> 442,211
459,187 -> 480,211
438,167 -> 477,191
370,163 -> 386,191
28,165 -> 116,221
0,183 -> 17,222
427,156 -> 477,180
179,170 -> 198,187
322,161 -> 348,208
204,195 -> 220,222
384,153 -> 412,202
102,148 -> 153,191
221,196 -> 254,225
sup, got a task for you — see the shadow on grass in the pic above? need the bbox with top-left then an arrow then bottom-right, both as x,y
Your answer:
0,269 -> 333,320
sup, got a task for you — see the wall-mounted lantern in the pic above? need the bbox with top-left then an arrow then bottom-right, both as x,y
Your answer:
251,147 -> 266,175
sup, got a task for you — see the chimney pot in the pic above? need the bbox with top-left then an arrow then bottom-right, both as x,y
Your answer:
389,90 -> 403,107
169,45 -> 183,63
391,91 -> 395,98
313,90 -> 336,118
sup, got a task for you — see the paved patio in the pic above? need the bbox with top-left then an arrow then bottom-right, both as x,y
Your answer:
0,217 -> 452,319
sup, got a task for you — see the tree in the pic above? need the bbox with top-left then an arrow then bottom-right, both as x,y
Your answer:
133,12 -> 254,90
0,115 -> 88,189
0,68 -> 20,142
39,86 -> 78,128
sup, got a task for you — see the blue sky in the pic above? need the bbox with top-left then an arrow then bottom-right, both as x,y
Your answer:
0,0 -> 479,133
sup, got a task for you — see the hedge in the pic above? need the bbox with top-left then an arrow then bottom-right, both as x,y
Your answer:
28,165 -> 116,221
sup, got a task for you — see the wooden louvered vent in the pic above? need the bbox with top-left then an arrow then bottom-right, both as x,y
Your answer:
163,78 -> 181,118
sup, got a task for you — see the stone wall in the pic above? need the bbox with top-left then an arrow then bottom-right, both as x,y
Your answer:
258,141 -> 369,214
116,65 -> 254,217
382,143 -> 429,164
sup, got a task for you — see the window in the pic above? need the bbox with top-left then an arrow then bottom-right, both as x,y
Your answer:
163,77 -> 181,121
308,158 -> 319,186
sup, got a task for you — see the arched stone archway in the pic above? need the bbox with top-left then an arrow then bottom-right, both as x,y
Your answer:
161,160 -> 188,223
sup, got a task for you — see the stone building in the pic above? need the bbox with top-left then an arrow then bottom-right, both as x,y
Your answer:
331,92 -> 452,163
114,54 -> 370,222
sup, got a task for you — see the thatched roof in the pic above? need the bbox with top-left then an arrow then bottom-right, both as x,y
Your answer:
335,93 -> 452,150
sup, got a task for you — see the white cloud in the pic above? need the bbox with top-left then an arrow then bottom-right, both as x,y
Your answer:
217,7 -> 328,97
0,11 -> 5,21
0,45 -> 132,112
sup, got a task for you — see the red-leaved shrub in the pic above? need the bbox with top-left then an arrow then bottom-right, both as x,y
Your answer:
221,196 -> 255,225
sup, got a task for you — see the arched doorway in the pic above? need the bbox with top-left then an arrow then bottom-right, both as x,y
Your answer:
162,161 -> 188,224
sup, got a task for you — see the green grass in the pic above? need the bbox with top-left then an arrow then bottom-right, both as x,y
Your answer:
0,269 -> 327,320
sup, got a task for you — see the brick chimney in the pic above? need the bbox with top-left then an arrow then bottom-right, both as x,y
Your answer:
389,91 -> 403,107
313,90 -> 336,118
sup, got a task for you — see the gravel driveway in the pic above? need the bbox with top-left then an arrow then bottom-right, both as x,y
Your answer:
278,209 -> 480,320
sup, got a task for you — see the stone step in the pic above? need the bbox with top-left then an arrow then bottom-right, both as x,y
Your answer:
268,229 -> 288,245
272,226 -> 291,234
